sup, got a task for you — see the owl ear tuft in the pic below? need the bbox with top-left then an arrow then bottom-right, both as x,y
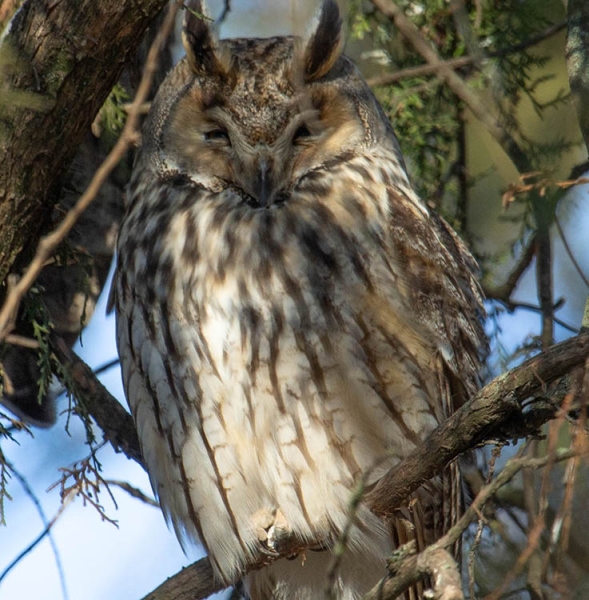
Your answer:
183,0 -> 223,76
303,0 -> 344,82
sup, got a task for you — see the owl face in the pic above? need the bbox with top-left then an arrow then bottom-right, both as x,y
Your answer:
143,0 -> 399,209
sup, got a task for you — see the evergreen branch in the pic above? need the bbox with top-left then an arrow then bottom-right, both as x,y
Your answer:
367,20 -> 566,88
369,0 -> 532,174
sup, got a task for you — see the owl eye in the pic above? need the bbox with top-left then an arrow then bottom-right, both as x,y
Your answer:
293,124 -> 312,144
204,128 -> 230,144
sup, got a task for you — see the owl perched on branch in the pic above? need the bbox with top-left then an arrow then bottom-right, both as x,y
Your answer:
113,0 -> 485,597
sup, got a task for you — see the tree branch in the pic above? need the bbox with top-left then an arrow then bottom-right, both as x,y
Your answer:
366,333 -> 588,516
482,233 -> 537,303
51,335 -> 143,467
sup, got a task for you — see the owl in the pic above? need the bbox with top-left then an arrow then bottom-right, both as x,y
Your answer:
113,1 -> 485,598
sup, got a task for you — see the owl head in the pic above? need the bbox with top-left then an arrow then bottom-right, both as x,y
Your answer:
139,0 -> 404,208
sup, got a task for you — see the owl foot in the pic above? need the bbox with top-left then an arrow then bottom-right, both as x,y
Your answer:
252,507 -> 291,554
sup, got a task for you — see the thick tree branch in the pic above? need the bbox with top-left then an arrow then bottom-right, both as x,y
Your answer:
143,558 -> 221,600
0,0 -> 169,285
367,333 -> 587,515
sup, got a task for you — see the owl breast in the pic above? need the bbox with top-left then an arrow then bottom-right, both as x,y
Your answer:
116,151 -> 446,582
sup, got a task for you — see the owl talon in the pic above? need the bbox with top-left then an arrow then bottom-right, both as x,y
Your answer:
252,507 -> 292,552
263,508 -> 290,552
252,507 -> 277,543
266,508 -> 290,550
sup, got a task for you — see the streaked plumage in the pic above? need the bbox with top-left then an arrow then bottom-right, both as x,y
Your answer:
113,1 -> 485,598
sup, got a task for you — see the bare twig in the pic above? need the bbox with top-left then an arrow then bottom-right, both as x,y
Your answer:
482,234 -> 538,303
4,333 -> 39,349
502,175 -> 589,205
0,488 -> 75,584
534,212 -> 555,349
488,389 -> 578,600
0,460 -> 68,598
494,300 -> 579,335
555,215 -> 589,289
217,0 -> 232,25
468,445 -> 502,599
105,480 -> 159,508
48,451 -> 119,527
367,56 -> 473,87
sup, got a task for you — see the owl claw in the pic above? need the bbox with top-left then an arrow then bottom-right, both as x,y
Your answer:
253,508 -> 275,543
266,508 -> 291,551
252,507 -> 291,553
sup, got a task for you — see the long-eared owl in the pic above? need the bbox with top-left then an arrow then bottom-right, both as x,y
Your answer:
113,1 -> 485,598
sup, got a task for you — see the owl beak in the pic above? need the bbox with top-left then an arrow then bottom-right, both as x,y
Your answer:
252,157 -> 276,207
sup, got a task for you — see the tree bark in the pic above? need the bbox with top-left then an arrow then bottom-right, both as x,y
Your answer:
0,0 -> 168,285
